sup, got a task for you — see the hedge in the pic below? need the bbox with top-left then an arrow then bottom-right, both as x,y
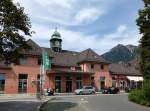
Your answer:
128,89 -> 150,107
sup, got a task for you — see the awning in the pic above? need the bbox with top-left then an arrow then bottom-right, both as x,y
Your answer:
127,76 -> 143,82
47,69 -> 94,75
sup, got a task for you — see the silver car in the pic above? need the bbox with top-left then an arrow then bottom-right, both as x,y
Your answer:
75,86 -> 95,95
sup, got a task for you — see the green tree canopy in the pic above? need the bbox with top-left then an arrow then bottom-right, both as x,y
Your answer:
137,0 -> 150,99
0,0 -> 31,63
137,0 -> 150,79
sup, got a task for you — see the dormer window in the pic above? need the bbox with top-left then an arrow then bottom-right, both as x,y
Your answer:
19,57 -> 27,65
38,57 -> 42,65
91,64 -> 94,69
100,64 -> 104,70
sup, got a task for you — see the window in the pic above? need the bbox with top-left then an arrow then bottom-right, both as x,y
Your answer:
100,77 -> 105,89
76,76 -> 82,89
91,76 -> 94,86
91,64 -> 94,69
18,74 -> 28,93
100,64 -> 104,70
91,76 -> 94,80
0,73 -> 5,93
112,76 -> 116,87
55,76 -> 61,93
112,80 -> 116,87
37,74 -> 40,81
19,57 -> 27,65
66,76 -> 72,81
38,57 -> 41,65
100,77 -> 105,81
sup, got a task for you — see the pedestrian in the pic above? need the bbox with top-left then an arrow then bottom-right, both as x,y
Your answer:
47,88 -> 51,96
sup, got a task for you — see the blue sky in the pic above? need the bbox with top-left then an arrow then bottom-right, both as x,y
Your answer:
13,0 -> 143,54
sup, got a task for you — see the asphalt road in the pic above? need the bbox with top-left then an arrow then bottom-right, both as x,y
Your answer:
0,100 -> 42,111
0,94 -> 150,111
41,94 -> 150,111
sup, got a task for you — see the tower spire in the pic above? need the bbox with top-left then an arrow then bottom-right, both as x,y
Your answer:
55,27 -> 58,31
50,28 -> 62,52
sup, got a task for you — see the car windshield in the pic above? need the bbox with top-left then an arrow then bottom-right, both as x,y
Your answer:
83,86 -> 92,89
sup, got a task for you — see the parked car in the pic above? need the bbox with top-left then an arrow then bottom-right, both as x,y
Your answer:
75,86 -> 95,95
101,87 -> 119,94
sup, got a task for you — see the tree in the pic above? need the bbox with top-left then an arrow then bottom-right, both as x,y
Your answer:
0,0 -> 31,63
136,0 -> 150,99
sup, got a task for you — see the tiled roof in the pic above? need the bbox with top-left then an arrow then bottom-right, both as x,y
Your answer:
41,48 -> 108,67
0,61 -> 11,69
109,63 -> 142,76
77,48 -> 109,64
20,39 -> 42,56
0,39 -> 111,67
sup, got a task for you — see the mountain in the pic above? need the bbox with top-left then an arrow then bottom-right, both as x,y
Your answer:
102,44 -> 138,63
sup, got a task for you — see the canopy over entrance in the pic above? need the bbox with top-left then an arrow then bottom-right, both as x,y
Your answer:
127,76 -> 143,82
47,69 -> 94,75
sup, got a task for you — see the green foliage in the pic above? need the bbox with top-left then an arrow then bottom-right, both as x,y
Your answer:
0,0 -> 31,63
137,0 -> 150,78
129,89 -> 150,107
136,0 -> 150,98
143,79 -> 150,99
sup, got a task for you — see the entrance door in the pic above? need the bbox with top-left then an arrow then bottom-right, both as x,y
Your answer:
100,81 -> 105,89
18,79 -> 27,93
120,80 -> 126,90
0,74 -> 5,94
18,74 -> 28,93
100,77 -> 105,90
66,81 -> 72,93
55,76 -> 61,93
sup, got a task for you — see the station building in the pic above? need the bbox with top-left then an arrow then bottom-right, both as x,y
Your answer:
0,30 -> 143,94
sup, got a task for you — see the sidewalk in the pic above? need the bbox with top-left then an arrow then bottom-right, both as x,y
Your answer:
0,94 -> 36,100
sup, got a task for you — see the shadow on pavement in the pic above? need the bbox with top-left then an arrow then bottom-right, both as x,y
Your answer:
40,102 -> 77,111
0,101 -> 41,111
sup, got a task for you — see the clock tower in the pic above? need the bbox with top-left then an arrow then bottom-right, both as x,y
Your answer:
50,29 -> 62,52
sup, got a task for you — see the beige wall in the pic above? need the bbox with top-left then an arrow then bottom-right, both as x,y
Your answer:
80,63 -> 112,91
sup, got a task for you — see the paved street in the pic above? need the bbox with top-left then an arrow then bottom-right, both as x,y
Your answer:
0,95 -> 42,111
0,101 -> 41,111
41,94 -> 150,111
0,94 -> 150,111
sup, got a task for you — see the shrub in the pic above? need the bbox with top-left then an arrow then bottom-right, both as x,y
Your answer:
128,89 -> 150,107
143,79 -> 150,100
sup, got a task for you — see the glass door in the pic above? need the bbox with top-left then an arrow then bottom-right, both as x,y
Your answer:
18,79 -> 27,93
18,74 -> 28,93
55,76 -> 61,93
120,80 -> 126,90
66,76 -> 72,93
66,81 -> 72,93
0,74 -> 5,94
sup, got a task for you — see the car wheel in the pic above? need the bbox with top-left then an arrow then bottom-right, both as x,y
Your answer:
91,91 -> 95,94
79,91 -> 83,95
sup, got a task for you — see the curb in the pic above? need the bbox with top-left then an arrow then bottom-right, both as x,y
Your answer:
37,97 -> 55,111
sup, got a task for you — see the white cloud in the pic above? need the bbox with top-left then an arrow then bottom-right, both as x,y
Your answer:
13,0 -> 109,26
74,8 -> 104,24
35,0 -> 75,8
12,0 -> 140,54
117,25 -> 127,33
13,0 -> 75,8
27,24 -> 139,55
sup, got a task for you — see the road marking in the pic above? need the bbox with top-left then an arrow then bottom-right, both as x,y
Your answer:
79,100 -> 88,104
84,97 -> 88,99
81,98 -> 84,101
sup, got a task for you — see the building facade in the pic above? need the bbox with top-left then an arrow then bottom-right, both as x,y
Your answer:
0,30 -> 142,94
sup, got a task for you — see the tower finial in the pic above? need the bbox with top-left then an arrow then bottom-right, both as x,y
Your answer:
55,27 -> 58,31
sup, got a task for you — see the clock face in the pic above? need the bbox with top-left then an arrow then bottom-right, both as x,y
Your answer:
55,41 -> 60,45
